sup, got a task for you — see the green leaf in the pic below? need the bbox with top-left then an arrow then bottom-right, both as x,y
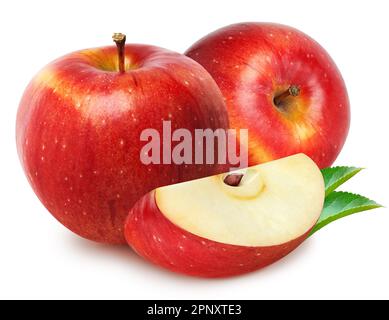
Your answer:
310,191 -> 383,236
321,166 -> 363,196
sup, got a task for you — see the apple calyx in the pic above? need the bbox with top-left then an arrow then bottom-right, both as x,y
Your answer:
112,33 -> 126,73
273,85 -> 301,109
223,173 -> 244,186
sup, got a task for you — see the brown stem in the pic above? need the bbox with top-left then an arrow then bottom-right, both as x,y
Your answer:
112,33 -> 126,73
273,85 -> 300,107
223,173 -> 244,187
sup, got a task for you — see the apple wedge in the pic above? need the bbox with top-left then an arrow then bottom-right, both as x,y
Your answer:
125,154 -> 325,277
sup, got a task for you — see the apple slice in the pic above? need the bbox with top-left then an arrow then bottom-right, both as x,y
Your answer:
125,154 -> 325,277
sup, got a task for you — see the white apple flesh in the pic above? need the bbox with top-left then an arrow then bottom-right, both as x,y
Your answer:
125,154 -> 325,277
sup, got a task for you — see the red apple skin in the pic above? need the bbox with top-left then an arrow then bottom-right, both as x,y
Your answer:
125,190 -> 311,278
186,23 -> 350,168
16,44 -> 229,244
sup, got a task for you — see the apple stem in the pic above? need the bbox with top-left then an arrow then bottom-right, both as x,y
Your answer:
112,33 -> 126,73
223,173 -> 244,187
273,85 -> 300,107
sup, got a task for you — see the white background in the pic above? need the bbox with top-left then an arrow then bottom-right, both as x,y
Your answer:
1,0 -> 388,300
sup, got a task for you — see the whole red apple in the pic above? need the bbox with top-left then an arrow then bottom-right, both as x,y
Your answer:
125,154 -> 325,277
186,23 -> 350,168
16,34 -> 229,244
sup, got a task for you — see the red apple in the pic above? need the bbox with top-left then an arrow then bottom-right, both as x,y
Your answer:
125,154 -> 325,278
186,23 -> 350,168
16,34 -> 229,244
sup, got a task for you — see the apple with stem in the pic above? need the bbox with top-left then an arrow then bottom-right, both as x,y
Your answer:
125,154 -> 325,278
186,23 -> 350,168
16,34 -> 229,244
